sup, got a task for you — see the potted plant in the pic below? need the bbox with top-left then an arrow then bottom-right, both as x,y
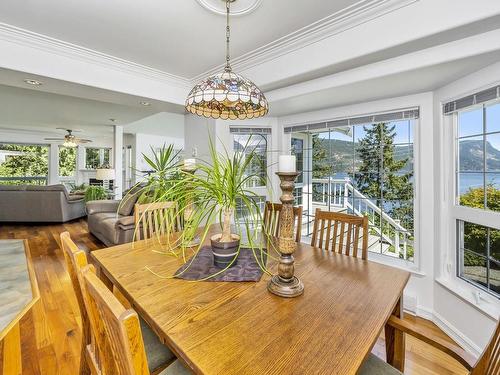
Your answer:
84,185 -> 108,202
172,138 -> 269,269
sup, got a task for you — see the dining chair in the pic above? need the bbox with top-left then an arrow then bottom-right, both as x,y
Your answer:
263,201 -> 303,242
61,232 -> 178,375
359,317 -> 500,375
81,264 -> 191,375
310,208 -> 369,260
134,201 -> 181,241
61,231 -> 96,375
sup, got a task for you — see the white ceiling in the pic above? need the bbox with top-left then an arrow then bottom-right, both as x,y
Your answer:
270,50 -> 500,117
0,83 -> 159,137
0,0 -> 359,78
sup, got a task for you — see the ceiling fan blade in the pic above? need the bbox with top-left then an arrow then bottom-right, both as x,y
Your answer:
44,138 -> 65,141
76,139 -> 92,143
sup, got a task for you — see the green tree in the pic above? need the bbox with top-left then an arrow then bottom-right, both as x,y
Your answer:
0,144 -> 49,184
312,134 -> 331,178
58,146 -> 77,177
354,123 -> 413,226
460,186 -> 500,266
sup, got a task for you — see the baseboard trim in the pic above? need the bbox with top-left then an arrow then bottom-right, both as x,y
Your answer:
431,310 -> 482,358
402,304 -> 482,357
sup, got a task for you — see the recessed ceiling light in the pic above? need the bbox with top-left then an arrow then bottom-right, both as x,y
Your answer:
139,101 -> 151,106
24,79 -> 43,86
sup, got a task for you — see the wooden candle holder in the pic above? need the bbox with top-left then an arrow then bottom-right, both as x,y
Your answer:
267,171 -> 304,298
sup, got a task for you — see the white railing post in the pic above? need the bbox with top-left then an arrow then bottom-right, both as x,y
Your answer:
343,179 -> 349,209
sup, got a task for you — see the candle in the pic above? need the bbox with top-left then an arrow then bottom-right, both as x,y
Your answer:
184,158 -> 196,168
278,155 -> 296,173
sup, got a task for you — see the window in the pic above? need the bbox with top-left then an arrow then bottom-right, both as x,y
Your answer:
454,101 -> 500,298
0,143 -> 49,185
292,138 -> 304,184
233,133 -> 268,188
59,146 -> 77,177
458,220 -> 500,296
292,119 -> 415,261
85,147 -> 111,169
457,103 -> 500,212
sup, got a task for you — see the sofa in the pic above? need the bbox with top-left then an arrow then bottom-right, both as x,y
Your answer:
0,184 -> 86,222
86,189 -> 141,246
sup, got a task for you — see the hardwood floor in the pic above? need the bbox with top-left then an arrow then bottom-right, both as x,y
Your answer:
0,220 -> 470,375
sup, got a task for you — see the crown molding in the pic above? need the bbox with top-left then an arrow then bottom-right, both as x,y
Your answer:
0,0 -> 418,94
0,22 -> 191,89
191,0 -> 419,82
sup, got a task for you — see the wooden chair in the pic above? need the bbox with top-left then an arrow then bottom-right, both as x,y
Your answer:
134,202 -> 180,241
81,265 -> 191,375
61,231 -> 97,375
310,208 -> 369,260
61,232 -> 180,375
263,201 -> 303,242
359,317 -> 500,375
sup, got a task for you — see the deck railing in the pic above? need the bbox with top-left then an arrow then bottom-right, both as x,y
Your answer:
311,178 -> 412,259
0,176 -> 48,185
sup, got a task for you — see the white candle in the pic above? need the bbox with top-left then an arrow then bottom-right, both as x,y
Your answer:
184,158 -> 196,168
279,155 -> 296,173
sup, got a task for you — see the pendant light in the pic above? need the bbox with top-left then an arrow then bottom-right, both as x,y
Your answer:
185,0 -> 269,120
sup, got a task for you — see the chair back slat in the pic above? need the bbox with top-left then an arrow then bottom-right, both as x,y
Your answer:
82,265 -> 150,375
473,320 -> 500,375
60,232 -> 100,375
263,202 -> 303,243
134,202 -> 179,241
311,209 -> 369,260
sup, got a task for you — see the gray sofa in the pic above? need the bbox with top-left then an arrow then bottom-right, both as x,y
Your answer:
0,184 -> 86,222
86,190 -> 141,246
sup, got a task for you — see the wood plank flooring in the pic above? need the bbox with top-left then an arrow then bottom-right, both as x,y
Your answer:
0,220 -> 470,374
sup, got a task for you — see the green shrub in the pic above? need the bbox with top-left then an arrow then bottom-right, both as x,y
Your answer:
84,186 -> 107,202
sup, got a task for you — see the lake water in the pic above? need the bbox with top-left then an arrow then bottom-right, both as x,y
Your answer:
459,173 -> 500,194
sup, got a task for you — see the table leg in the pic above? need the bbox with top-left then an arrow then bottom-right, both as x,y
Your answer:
96,266 -> 114,291
385,295 -> 405,372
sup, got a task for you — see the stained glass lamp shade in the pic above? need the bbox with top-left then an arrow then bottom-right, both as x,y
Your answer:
186,69 -> 268,120
185,0 -> 268,120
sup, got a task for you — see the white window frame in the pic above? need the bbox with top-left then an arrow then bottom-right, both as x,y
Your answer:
288,118 -> 422,273
438,101 -> 500,318
84,146 -> 113,169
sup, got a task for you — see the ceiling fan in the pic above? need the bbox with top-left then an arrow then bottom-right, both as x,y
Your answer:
44,128 -> 92,148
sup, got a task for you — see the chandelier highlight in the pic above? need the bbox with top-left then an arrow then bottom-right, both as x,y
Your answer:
186,0 -> 268,120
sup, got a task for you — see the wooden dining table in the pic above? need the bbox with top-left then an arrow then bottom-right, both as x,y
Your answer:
91,225 -> 410,375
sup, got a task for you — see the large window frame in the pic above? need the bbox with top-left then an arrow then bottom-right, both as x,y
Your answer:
286,116 -> 420,276
439,99 -> 500,317
454,102 -> 500,298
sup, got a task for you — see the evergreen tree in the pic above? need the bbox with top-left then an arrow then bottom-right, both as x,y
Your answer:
312,134 -> 331,178
354,123 -> 413,228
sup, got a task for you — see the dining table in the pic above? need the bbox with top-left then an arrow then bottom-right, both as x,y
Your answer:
91,225 -> 410,375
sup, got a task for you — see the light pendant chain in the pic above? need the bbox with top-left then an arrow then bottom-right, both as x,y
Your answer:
225,0 -> 231,71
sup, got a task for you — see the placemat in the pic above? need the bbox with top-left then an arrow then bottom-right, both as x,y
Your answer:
174,246 -> 267,282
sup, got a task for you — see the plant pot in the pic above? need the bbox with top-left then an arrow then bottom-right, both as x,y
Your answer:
210,234 -> 240,268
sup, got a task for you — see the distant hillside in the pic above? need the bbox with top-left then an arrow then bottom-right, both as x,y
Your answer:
313,138 -> 500,173
459,140 -> 500,170
314,138 -> 411,173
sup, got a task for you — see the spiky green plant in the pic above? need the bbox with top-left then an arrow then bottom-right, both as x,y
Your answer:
142,136 -> 275,277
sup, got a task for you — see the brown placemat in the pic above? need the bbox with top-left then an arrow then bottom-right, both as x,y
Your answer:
174,246 -> 267,282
